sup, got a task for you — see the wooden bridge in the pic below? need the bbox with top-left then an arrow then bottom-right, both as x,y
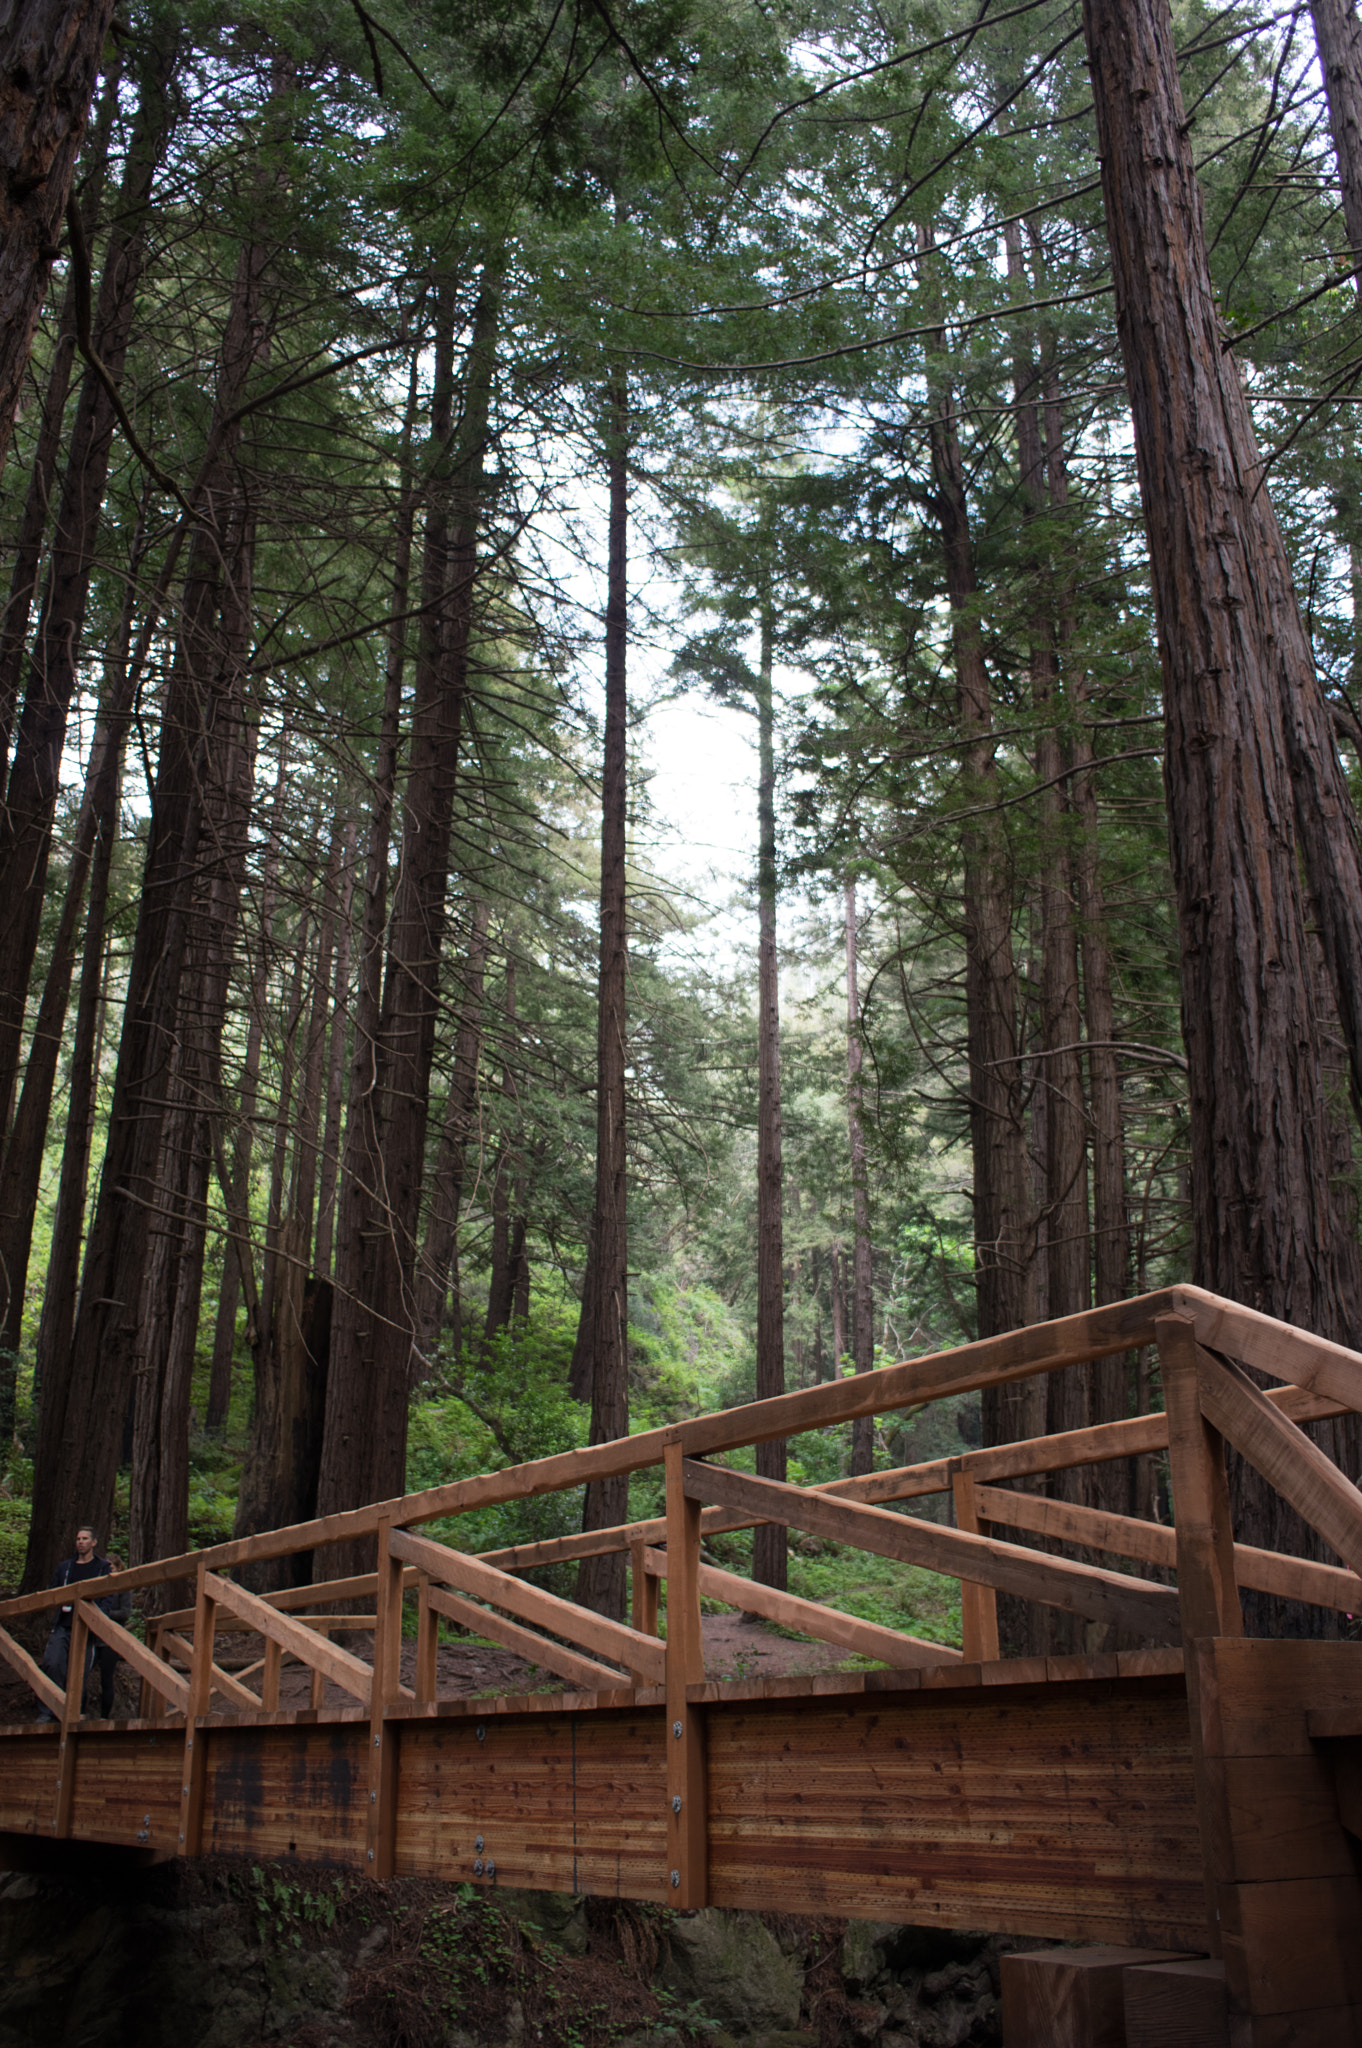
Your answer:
3,1288 -> 1362,2043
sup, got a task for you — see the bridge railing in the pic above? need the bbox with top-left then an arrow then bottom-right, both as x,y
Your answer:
3,1284 -> 1362,1877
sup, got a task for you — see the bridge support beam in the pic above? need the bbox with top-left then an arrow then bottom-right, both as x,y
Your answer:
664,1433 -> 707,1907
367,1517 -> 402,1879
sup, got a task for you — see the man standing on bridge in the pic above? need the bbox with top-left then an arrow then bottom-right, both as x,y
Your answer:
36,1525 -> 111,1721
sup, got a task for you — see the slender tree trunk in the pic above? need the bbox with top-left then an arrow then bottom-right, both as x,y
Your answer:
919,229 -> 1037,1369
844,881 -> 874,1478
415,896 -> 490,1354
0,31 -> 178,1136
318,256 -> 501,1553
483,956 -> 519,1350
259,922 -> 307,1360
754,597 -> 787,1586
1084,0 -> 1362,1627
314,820 -> 356,1281
574,379 -> 631,1621
27,552 -> 139,1435
206,748 -> 288,1427
0,578 -> 138,1363
1312,0 -> 1362,278
0,0 -> 118,481
22,99 -> 289,1586
830,1244 -> 846,1374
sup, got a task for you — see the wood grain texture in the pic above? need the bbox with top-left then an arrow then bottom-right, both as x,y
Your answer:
1159,1316 -> 1243,1641
389,1528 -> 665,1685
1172,1284 -> 1362,1413
78,1602 -> 191,1710
205,1574 -> 374,1703
393,1706 -> 669,1902
1001,1946 -> 1192,2048
683,1461 -> 1181,1640
972,1486 -> 1362,1613
1122,1957 -> 1227,2048
1195,1348 -> 1362,1577
425,1583 -> 628,1693
640,1545 -> 961,1671
0,1620 -> 62,1716
204,1724 -> 368,1864
705,1679 -> 1205,1946
66,1728 -> 181,1851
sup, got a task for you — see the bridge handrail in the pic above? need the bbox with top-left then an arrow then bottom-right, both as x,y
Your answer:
3,1282 -> 1361,1630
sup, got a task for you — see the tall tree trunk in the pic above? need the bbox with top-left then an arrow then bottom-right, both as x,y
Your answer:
0,0 -> 117,481
132,503 -> 258,1574
1312,0 -> 1362,280
0,564 -> 138,1365
0,28 -> 178,1137
314,819 -> 357,1281
415,896 -> 490,1354
0,50 -> 118,763
259,922 -> 308,1360
754,597 -> 787,1586
317,257 -> 501,1556
206,746 -> 288,1427
22,88 -> 289,1586
574,379 -> 630,1621
291,816 -> 343,1256
844,880 -> 874,1478
483,954 -> 519,1350
1084,0 -> 1362,1626
234,1213 -> 332,1591
919,229 -> 1037,1364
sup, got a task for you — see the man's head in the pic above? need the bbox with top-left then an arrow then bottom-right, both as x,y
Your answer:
75,1527 -> 97,1560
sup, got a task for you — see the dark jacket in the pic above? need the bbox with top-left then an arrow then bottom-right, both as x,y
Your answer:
49,1553 -> 113,1626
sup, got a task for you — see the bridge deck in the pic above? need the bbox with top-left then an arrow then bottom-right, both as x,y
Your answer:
5,1287 -> 1362,2041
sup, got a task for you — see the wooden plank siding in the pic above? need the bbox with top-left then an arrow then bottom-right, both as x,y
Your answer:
394,1705 -> 669,1900
0,1665 -> 1204,1950
704,1674 -> 1205,1947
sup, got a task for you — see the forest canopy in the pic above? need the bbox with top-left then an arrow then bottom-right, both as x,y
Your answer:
0,0 -> 1360,1641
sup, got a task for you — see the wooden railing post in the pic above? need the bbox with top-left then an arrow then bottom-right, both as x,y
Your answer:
1158,1313 -> 1242,1641
415,1571 -> 437,1706
262,1637 -> 282,1711
366,1517 -> 403,1878
664,1432 -> 707,1907
952,1469 -> 1000,1663
1156,1310 -> 1242,1960
629,1538 -> 661,1685
52,1602 -> 89,1837
177,1561 -> 216,1857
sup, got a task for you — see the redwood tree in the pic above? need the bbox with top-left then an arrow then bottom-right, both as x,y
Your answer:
1083,0 -> 1362,1617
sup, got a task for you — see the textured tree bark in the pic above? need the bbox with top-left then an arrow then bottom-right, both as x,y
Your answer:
313,819 -> 356,1282
483,956 -> 520,1351
1312,0 -> 1362,276
318,257 -> 501,1558
0,0 -> 117,481
1084,0 -> 1362,1622
0,49 -> 117,762
754,597 -> 787,1587
0,27 -> 178,1137
415,896 -> 490,1355
920,245 -> 1037,1368
574,378 -> 631,1622
1006,223 -> 1090,1494
0,588 -> 135,1364
290,816 -> 344,1253
206,748 -> 288,1428
234,1213 -> 332,1591
259,924 -> 308,1360
22,110 -> 287,1587
844,880 -> 875,1479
